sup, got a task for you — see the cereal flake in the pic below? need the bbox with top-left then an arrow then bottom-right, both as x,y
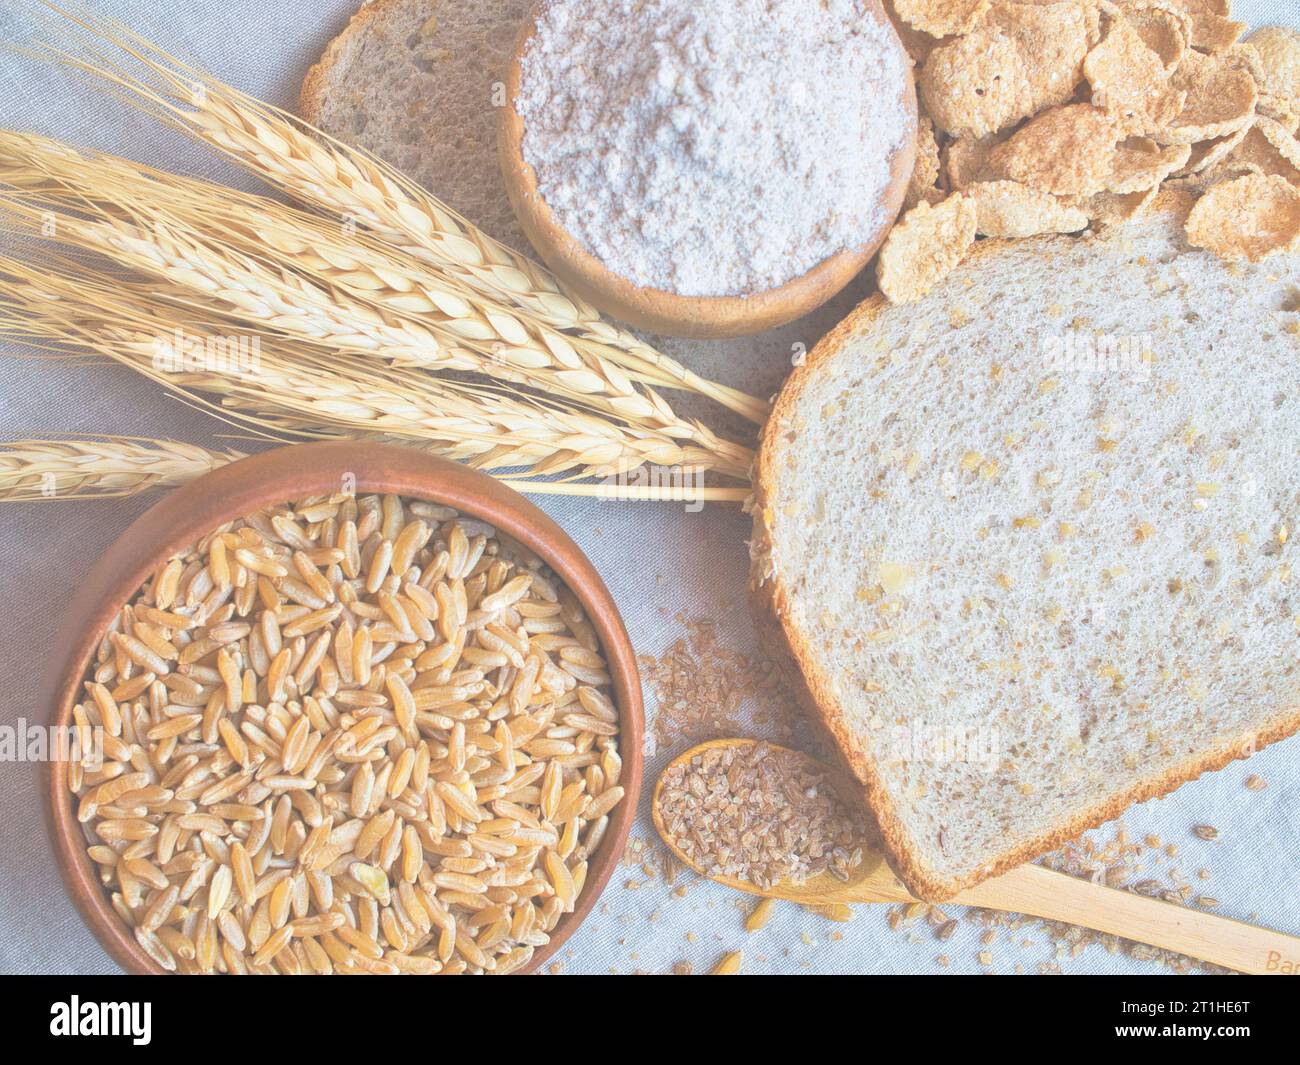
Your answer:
876,193 -> 978,303
966,179 -> 1090,236
1185,171 -> 1300,261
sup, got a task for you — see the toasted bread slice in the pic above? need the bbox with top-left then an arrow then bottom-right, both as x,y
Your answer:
751,192 -> 1300,900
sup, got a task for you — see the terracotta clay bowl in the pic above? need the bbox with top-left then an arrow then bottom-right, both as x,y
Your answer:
47,441 -> 644,975
499,1 -> 918,339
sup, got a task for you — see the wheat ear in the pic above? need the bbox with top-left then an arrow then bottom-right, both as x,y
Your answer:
31,5 -> 769,424
0,435 -> 750,504
0,259 -> 749,488
0,131 -> 746,439
0,436 -> 240,500
0,161 -> 750,475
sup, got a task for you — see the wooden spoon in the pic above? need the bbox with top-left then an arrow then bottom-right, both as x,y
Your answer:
653,739 -> 1300,975
497,2 -> 918,339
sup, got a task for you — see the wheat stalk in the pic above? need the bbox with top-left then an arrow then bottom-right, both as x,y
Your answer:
0,140 -> 750,473
31,5 -> 770,425
0,128 -> 748,455
0,435 -> 751,504
0,258 -> 749,488
0,132 -> 723,431
0,436 -> 239,500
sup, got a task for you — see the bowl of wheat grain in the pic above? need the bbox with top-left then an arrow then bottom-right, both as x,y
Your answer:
48,440 -> 643,975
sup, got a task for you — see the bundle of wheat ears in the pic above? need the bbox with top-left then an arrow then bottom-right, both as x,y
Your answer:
0,6 -> 764,504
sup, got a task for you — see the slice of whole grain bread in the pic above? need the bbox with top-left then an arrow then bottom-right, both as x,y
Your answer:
751,191 -> 1300,900
301,0 -> 532,251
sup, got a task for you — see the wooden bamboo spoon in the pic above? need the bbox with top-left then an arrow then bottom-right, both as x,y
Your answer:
653,739 -> 1300,975
498,2 -> 917,339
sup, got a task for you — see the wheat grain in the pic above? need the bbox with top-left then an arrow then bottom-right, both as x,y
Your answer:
711,950 -> 743,975
744,897 -> 775,933
67,487 -> 625,974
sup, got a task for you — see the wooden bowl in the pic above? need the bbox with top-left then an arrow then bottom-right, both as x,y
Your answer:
46,441 -> 644,975
499,2 -> 917,339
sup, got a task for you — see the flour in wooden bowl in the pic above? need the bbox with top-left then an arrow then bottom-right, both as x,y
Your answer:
515,0 -> 912,297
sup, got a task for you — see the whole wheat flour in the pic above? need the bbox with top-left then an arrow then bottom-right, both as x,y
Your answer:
516,0 -> 911,297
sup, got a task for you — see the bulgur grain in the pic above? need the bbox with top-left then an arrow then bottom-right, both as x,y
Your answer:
655,742 -> 863,888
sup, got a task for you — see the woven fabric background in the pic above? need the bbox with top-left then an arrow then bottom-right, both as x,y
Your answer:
0,0 -> 1295,975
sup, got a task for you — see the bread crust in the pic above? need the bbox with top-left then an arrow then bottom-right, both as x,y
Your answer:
299,0 -> 411,124
751,190 -> 1300,901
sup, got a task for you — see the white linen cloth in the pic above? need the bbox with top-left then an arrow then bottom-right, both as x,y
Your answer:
0,0 -> 1294,975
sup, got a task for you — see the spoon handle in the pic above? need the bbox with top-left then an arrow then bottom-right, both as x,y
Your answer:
951,862 -> 1300,975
